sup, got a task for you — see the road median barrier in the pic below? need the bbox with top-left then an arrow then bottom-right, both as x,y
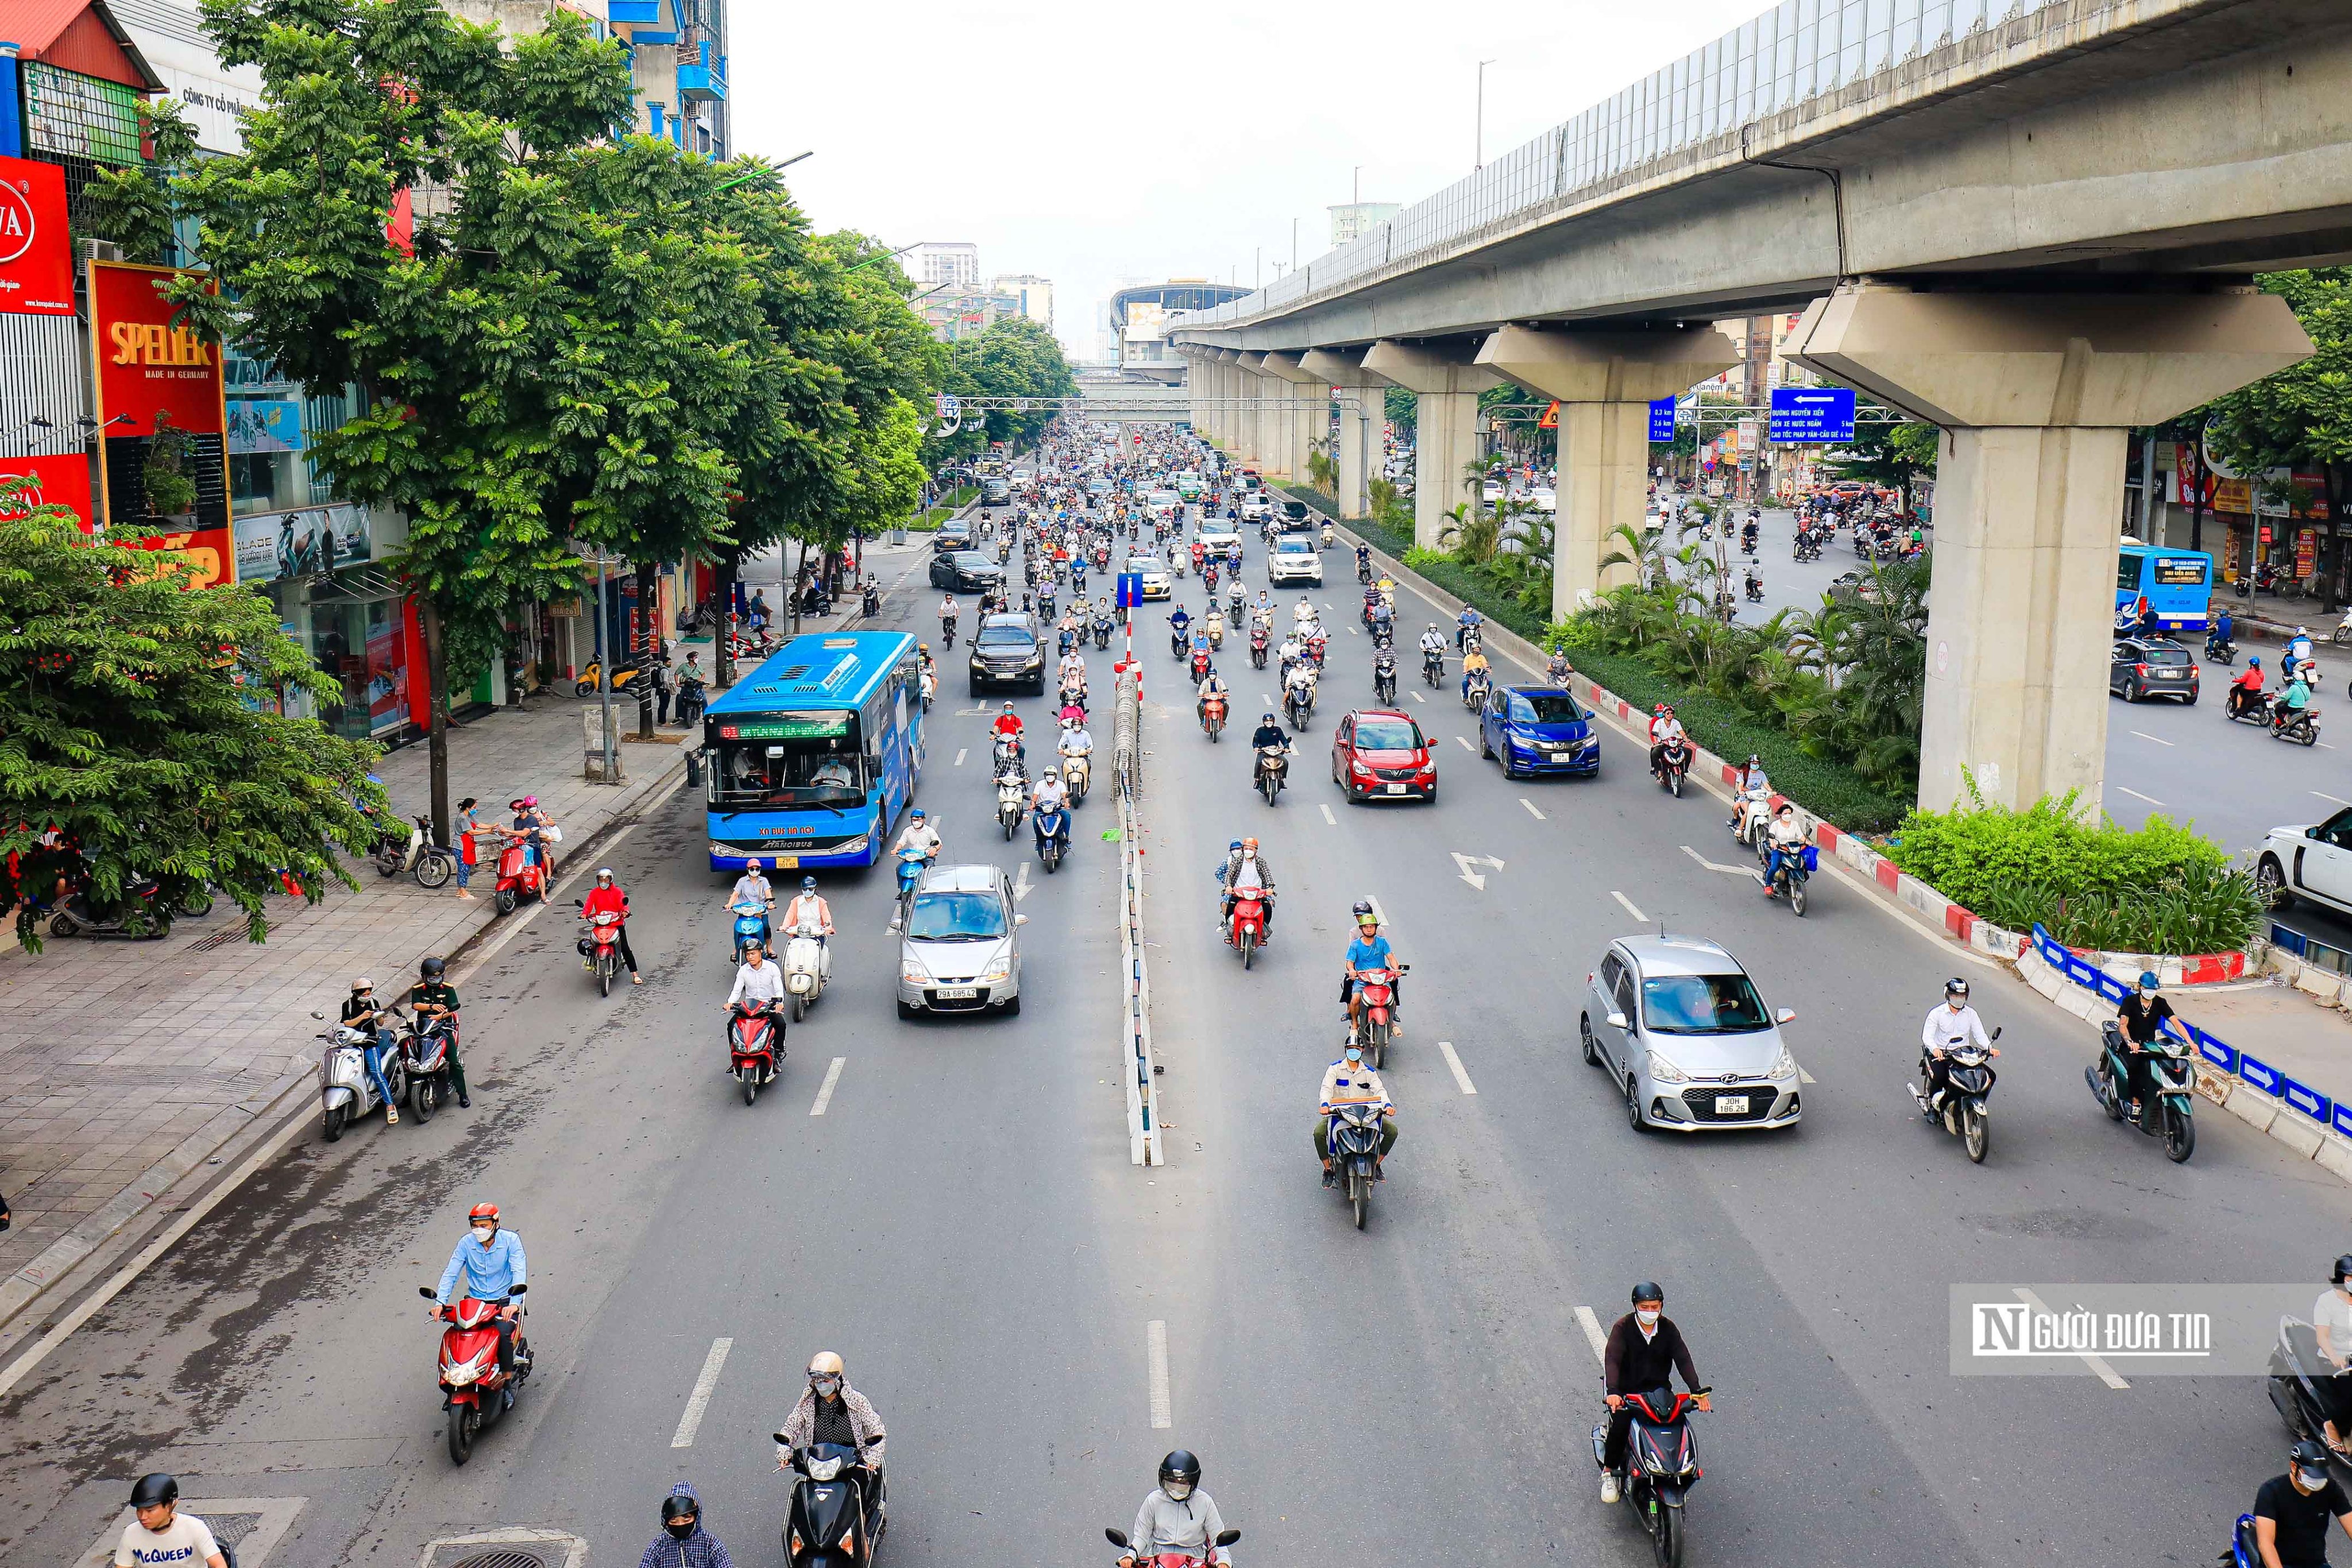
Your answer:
1115,664 -> 1162,1166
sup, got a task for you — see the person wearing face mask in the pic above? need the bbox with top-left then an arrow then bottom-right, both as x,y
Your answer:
1598,1283 -> 1709,1505
1316,1041 -> 1396,1187
1118,1451 -> 1234,1568
640,1483 -> 732,1568
432,1200 -> 526,1387
2315,1257 -> 2352,1454
1918,978 -> 1991,1117
2111,970 -> 2177,1125
775,1351 -> 887,1508
2254,1439 -> 2352,1568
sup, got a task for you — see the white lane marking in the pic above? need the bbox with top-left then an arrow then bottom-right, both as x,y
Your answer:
1015,862 -> 1033,902
1320,803 -> 1338,825
1454,735 -> 1475,753
1262,693 -> 1273,706
1450,852 -> 1504,890
1575,1306 -> 1608,1364
809,1056 -> 847,1116
954,747 -> 967,767
1147,1320 -> 1173,1428
1438,1040 -> 1478,1095
2322,742 -> 2338,751
2128,730 -> 2172,747
2114,786 -> 2164,806
670,1337 -> 735,1447
1611,890 -> 1647,923
2014,1287 -> 2130,1389
1368,894 -> 1391,930
1799,1067 -> 1817,1084
1409,691 -> 1425,703
1521,798 -> 1545,820
1681,844 -> 1753,876
2315,791 -> 2352,807
1348,625 -> 1358,635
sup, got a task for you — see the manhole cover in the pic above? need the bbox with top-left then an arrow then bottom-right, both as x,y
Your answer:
204,1515 -> 266,1550
449,1554 -> 548,1568
184,924 -> 249,952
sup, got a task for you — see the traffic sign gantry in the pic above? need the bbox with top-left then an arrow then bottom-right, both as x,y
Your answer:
1768,387 -> 1856,443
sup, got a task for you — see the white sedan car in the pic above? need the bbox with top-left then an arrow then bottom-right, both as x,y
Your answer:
1196,517 -> 1242,551
1127,555 -> 1172,600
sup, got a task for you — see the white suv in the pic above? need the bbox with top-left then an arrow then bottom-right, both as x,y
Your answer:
1267,535 -> 1323,586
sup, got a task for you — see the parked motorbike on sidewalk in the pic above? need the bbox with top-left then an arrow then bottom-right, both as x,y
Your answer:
491,837 -> 549,916
417,1283 -> 531,1465
1592,1387 -> 1710,1567
783,1440 -> 889,1567
45,876 -> 177,940
314,1011 -> 405,1142
729,1001 -> 785,1105
1911,1026 -> 2001,1163
2086,1021 -> 2196,1162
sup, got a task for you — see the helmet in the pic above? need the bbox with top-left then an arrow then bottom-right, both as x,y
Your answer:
1003,700 -> 1016,712
2332,1254 -> 2352,1285
522,795 -> 539,808
129,1474 -> 179,1510
662,1489 -> 701,1525
353,976 -> 373,992
918,642 -> 929,654
801,876 -> 817,891
595,867 -> 614,882
1631,1281 -> 1665,1306
1428,623 -> 1439,632
468,1201 -> 499,1225
1229,840 -> 1244,852
420,956 -> 446,980
2138,970 -> 2160,990
1351,899 -> 1374,919
1653,703 -> 1670,716
1264,711 -> 1277,724
1945,977 -> 1970,1001
1158,1450 -> 1202,1495
2293,1438 -> 2333,1485
1044,767 -> 1059,779
1748,754 -> 1761,766
910,808 -> 926,820
808,1350 -> 845,1379
1242,837 -> 1258,853
2251,656 -> 2262,667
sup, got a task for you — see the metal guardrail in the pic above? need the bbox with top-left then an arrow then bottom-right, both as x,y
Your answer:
1114,666 -> 1161,1165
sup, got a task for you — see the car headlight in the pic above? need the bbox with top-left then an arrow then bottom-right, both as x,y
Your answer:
979,963 -> 1011,984
1768,1045 -> 1798,1080
1647,1051 -> 1691,1084
834,835 -> 867,856
901,961 -> 929,984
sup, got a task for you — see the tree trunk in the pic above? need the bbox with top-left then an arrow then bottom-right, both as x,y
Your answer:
419,597 -> 451,845
715,555 -> 736,688
791,536 -> 808,636
635,558 -> 658,740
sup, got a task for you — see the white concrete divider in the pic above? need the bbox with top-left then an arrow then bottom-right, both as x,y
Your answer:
1114,666 -> 1163,1166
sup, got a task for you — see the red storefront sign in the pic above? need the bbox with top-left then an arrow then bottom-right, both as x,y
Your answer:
0,450 -> 95,528
88,260 -> 226,438
0,156 -> 74,315
121,527 -> 232,589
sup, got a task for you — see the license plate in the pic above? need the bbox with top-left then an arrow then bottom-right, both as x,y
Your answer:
1715,1094 -> 1750,1115
1385,783 -> 1408,794
770,855 -> 798,870
934,986 -> 976,999
2157,670 -> 2183,679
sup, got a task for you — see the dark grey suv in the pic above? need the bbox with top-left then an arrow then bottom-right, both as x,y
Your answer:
969,614 -> 1045,695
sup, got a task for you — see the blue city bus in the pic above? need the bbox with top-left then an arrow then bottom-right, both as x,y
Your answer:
2116,543 -> 2216,633
703,631 -> 924,872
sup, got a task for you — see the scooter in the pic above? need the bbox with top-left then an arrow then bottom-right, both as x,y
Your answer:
1422,647 -> 1445,688
1358,557 -> 1373,584
1592,1387 -> 1711,1567
1189,648 -> 1211,682
416,1283 -> 531,1465
1227,885 -> 1269,965
677,673 -> 709,725
1284,675 -> 1317,731
1730,787 -> 1771,846
1063,750 -> 1091,806
2086,1021 -> 2196,1162
574,902 -> 624,996
1911,1026 -> 2002,1163
1200,693 -> 1228,742
992,733 -> 1026,775
45,876 -> 176,940
1106,1526 -> 1240,1568
1349,964 -> 1407,1068
314,1011 -> 405,1142
491,837 -> 549,916
1034,802 -> 1069,874
781,1440 -> 888,1567
1462,670 -> 1491,713
2275,702 -> 2323,746
1249,625 -> 1269,669
917,667 -> 936,712
729,1001 -> 785,1104
573,658 -> 643,696
1305,629 -> 1327,669
1172,626 -> 1192,659
1255,743 -> 1289,806
1060,678 -> 1088,715
1320,521 -> 1335,546
1204,612 -> 1226,650
998,772 -> 1028,840
1654,736 -> 1692,797
2206,630 -> 2238,665
1756,836 -> 1813,916
894,845 -> 929,930
782,917 -> 829,1021
1373,654 -> 1398,705
1093,613 -> 1114,650
376,813 -> 430,878
403,1012 -> 458,1123
2266,1318 -> 2352,1488
1325,1102 -> 1387,1229
730,901 -> 771,963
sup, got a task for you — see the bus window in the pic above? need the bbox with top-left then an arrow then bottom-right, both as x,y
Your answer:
711,715 -> 867,807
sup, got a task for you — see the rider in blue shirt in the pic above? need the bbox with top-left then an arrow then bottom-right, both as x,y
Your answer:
433,1200 -> 528,1384
1457,607 -> 1483,650
1339,905 -> 1402,1033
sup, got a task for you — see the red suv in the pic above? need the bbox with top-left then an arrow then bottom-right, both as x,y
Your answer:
1333,710 -> 1436,803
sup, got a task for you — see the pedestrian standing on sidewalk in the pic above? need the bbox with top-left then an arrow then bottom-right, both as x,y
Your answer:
653,653 -> 675,727
453,797 -> 481,901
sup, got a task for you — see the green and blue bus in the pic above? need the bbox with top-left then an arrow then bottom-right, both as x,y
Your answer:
2115,543 -> 2216,633
703,631 -> 924,872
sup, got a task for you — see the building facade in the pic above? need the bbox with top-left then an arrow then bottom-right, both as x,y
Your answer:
910,241 -> 980,291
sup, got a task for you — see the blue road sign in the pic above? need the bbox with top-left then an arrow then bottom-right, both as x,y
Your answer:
1769,387 -> 1856,443
1649,397 -> 1677,442
1116,573 -> 1145,609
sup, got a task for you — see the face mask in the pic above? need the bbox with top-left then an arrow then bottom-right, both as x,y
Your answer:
1636,1308 -> 1661,1328
666,1520 -> 697,1540
813,1376 -> 841,1399
473,1226 -> 495,1243
1344,1048 -> 1363,1065
2301,1468 -> 2332,1492
1164,1481 -> 1193,1501
2140,988 -> 2158,1001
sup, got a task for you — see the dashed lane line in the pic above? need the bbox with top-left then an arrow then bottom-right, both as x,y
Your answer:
2015,1287 -> 2129,1389
809,1057 -> 847,1116
1438,1040 -> 1478,1095
1521,798 -> 1546,820
954,748 -> 966,767
1455,735 -> 1476,753
670,1337 -> 734,1447
1611,891 -> 1647,923
1146,1320 -> 1172,1428
1319,804 -> 1338,825
1574,1306 -> 1608,1364
2114,786 -> 2164,807
2128,730 -> 2173,747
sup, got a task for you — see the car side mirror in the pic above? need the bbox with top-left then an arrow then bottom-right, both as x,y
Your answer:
2311,826 -> 2325,839
1015,914 -> 1030,925
1775,1007 -> 1797,1025
1606,1011 -> 1628,1030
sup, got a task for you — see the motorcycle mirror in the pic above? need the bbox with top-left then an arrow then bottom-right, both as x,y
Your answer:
1990,1026 -> 2003,1040
509,1283 -> 527,1295
311,1010 -> 326,1019
418,1285 -> 436,1299
774,1430 -> 792,1447
1214,1531 -> 1242,1547
1606,1012 -> 1629,1030
1775,1007 -> 1797,1025
1104,1530 -> 1131,1549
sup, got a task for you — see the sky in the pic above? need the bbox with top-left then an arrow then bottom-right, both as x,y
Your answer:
729,0 -> 1770,361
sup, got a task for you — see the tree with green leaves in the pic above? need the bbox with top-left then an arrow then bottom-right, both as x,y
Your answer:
0,493 -> 382,950
937,318 -> 1076,455
2207,268 -> 2352,609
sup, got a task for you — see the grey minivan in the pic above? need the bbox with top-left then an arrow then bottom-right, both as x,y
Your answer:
897,863 -> 1027,1018
1579,934 -> 1802,1132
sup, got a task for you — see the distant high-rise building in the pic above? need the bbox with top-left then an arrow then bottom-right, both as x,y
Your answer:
990,275 -> 1053,330
912,243 -> 981,290
453,1 -> 732,159
1328,202 -> 1401,246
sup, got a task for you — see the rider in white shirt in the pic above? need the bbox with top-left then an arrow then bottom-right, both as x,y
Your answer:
1283,659 -> 1318,706
1647,704 -> 1686,777
1058,648 -> 1088,690
1418,624 -> 1446,658
1920,978 -> 1992,1108
1277,634 -> 1301,675
895,810 -> 942,863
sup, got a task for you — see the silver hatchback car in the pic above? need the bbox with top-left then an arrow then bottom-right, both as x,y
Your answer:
1579,934 -> 1802,1132
897,863 -> 1026,1018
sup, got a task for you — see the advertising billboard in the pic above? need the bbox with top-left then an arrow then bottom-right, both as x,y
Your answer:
0,156 -> 74,315
232,503 -> 373,583
0,451 -> 95,527
90,261 -> 227,439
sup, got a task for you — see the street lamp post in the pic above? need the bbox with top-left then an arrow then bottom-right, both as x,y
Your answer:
1476,59 -> 1496,169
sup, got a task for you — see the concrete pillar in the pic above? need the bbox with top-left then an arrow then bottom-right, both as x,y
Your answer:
1477,324 -> 1739,619
1787,283 -> 2310,814
1303,347 -> 1380,519
1235,353 -> 1272,468
1257,352 -> 1323,485
1360,340 -> 1505,550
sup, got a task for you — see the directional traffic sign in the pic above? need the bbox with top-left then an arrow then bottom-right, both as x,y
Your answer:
1649,397 -> 1677,442
1768,387 -> 1856,444
1116,573 -> 1146,608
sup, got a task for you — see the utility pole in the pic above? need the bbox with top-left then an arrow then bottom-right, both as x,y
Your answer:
1353,165 -> 1361,207
1254,246 -> 1260,288
1291,216 -> 1299,271
1476,59 -> 1496,169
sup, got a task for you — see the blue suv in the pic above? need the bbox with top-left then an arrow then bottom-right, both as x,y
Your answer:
1478,685 -> 1600,779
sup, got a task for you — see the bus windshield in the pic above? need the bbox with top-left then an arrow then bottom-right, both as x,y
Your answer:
710,712 -> 867,808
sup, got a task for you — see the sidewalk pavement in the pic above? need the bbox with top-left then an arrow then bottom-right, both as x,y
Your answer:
2172,978 -> 2352,1103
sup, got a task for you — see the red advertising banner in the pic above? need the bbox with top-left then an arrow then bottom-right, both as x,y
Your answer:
88,261 -> 227,438
0,156 -> 74,315
121,527 -> 233,590
0,450 -> 95,528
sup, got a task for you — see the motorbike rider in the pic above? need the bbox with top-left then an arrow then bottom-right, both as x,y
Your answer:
1920,978 -> 1993,1111
1598,1282 -> 1709,1504
2289,625 -> 2316,677
1457,605 -> 1482,650
1341,905 -> 1403,1035
2282,668 -> 2316,729
781,875 -> 835,947
1316,1040 -> 1396,1186
563,872 -> 634,994
406,956 -> 469,1108
729,864 -> 776,948
1118,1451 -> 1234,1568
1059,713 -> 1095,775
1728,754 -> 1770,833
1459,641 -> 1490,702
1169,604 -> 1192,647
1418,623 -> 1446,673
117,1474 -> 229,1568
431,1200 -> 526,1385
1355,542 -> 1372,578
937,594 -> 959,643
1760,804 -> 1807,897
1368,595 -> 1394,640
2232,656 -> 2269,718
1220,834 -> 1277,939
991,700 -> 1026,755
1647,704 -> 1686,779
1282,656 -> 1317,713
1197,663 -> 1230,726
1275,630 -> 1301,676
2111,970 -> 2177,1124
340,975 -> 400,1124
775,1351 -> 887,1498
2213,606 -> 2235,648
1032,767 -> 1072,853
1059,646 -> 1089,701
2253,1438 -> 2352,1568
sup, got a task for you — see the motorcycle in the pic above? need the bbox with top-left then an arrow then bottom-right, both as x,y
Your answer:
1592,1385 -> 1710,1568
1744,572 -> 1764,604
1249,625 -> 1269,669
1189,648 -> 1211,682
1063,750 -> 1092,805
1422,647 -> 1445,688
375,813 -> 430,878
1060,678 -> 1088,715
1373,655 -> 1398,705
728,1001 -> 785,1104
1349,964 -> 1407,1068
1358,556 -> 1373,584
1730,788 -> 1772,847
1756,836 -> 1813,916
1284,675 -> 1316,731
415,1282 -> 531,1465
894,846 -> 928,930
731,901 -> 770,963
1034,802 -> 1070,874
45,875 -> 180,940
489,836 -> 550,916
1910,1026 -> 2002,1163
2085,1021 -> 2196,1162
1106,1527 -> 1241,1568
677,673 -> 709,725
1255,743 -> 1289,806
1304,630 -> 1327,669
314,1011 -> 405,1142
993,733 -> 1026,774
1093,613 -> 1114,650
2205,631 -> 2237,665
2275,702 -> 2323,746
1200,692 -> 1228,741
2265,1318 -> 2352,1486
1654,736 -> 1692,797
573,657 -> 643,697
2225,684 -> 2277,725
782,1440 -> 888,1568
1326,1102 -> 1387,1229
1321,521 -> 1335,546
862,583 -> 882,616
1203,563 -> 1219,594
997,773 -> 1028,840
917,667 -> 936,712
402,1011 -> 458,1123
1172,625 -> 1192,658
574,902 -> 624,996
1205,612 -> 1226,650
2235,561 -> 2280,598
1462,670 -> 1491,712
782,917 -> 829,1022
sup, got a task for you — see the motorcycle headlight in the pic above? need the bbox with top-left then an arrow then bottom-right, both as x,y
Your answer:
1647,1051 -> 1691,1084
805,1455 -> 845,1482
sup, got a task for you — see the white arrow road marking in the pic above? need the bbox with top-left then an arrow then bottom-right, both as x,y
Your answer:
1611,890 -> 1647,923
1454,735 -> 1475,753
1681,844 -> 1755,875
1014,862 -> 1033,901
1320,804 -> 1337,825
954,748 -> 967,767
1438,1040 -> 1478,1095
957,704 -> 993,716
1521,798 -> 1546,820
1574,1306 -> 1608,1364
1146,1320 -> 1173,1428
809,1057 -> 846,1116
670,1337 -> 733,1447
1449,853 -> 1505,890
